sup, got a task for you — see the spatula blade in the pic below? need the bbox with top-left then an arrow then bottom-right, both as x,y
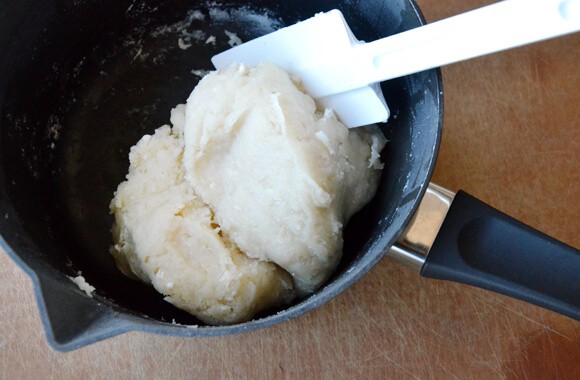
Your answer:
211,10 -> 389,128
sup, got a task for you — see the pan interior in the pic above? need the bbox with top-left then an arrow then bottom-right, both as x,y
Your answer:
0,0 -> 441,326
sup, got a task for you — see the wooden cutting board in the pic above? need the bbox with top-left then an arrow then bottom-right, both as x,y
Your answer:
1,0 -> 578,378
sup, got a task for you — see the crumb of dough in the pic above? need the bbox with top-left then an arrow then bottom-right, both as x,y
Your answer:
191,69 -> 211,77
177,37 -> 192,50
68,275 -> 96,298
110,62 -> 386,324
224,30 -> 242,47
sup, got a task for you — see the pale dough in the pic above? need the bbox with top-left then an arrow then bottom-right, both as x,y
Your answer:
110,62 -> 386,324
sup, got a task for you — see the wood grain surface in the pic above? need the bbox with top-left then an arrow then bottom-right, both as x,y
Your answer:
1,0 -> 578,378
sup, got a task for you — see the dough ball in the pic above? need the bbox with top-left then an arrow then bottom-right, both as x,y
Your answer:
110,62 -> 386,324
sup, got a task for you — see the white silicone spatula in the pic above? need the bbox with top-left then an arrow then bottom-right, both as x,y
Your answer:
212,0 -> 580,128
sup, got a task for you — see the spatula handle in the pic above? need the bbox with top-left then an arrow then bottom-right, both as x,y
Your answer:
357,0 -> 580,83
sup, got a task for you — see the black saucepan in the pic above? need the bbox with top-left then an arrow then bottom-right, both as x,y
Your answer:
0,0 -> 578,351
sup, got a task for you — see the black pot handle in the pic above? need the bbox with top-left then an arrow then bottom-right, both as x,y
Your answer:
420,190 -> 580,320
